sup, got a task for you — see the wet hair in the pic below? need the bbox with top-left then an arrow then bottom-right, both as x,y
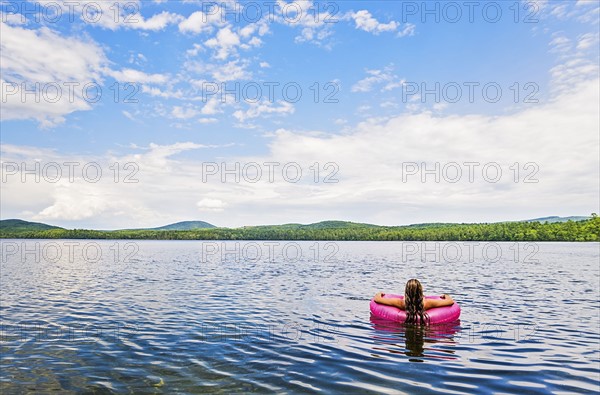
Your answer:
404,279 -> 429,325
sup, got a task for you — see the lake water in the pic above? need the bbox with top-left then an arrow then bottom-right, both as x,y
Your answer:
1,240 -> 598,394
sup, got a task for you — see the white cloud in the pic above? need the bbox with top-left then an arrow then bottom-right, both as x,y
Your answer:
275,0 -> 335,47
347,9 -> 415,38
109,68 -> 168,84
33,1 -> 182,31
549,35 -> 571,54
255,79 -> 598,224
128,52 -> 148,65
171,106 -> 199,119
186,44 -> 204,57
0,11 -> 27,26
2,73 -> 597,227
179,9 -> 224,34
0,17 -> 178,127
214,60 -> 252,80
432,102 -> 448,112
238,19 -> 270,38
141,85 -> 184,99
197,198 -> 228,212
133,11 -> 183,31
198,117 -> 218,124
201,23 -> 264,60
0,22 -> 107,126
205,26 -> 241,60
122,110 -> 136,121
352,65 -> 404,93
577,32 -> 599,50
34,182 -> 115,221
549,58 -> 599,95
380,101 -> 398,109
233,100 -> 294,122
243,36 -> 263,49
0,142 -> 229,227
397,23 -> 416,38
545,0 -> 599,23
351,10 -> 399,34
547,26 -> 600,96
1,23 -> 106,83
201,98 -> 222,115
188,59 -> 252,81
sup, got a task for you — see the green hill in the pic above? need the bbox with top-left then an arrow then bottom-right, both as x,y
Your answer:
302,220 -> 381,229
147,221 -> 216,230
1,216 -> 598,241
0,219 -> 63,232
524,216 -> 591,223
250,220 -> 380,230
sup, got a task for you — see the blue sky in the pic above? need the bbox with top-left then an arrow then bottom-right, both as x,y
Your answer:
1,0 -> 599,228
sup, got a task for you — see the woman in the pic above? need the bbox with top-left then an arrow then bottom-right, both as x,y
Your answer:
373,279 -> 455,325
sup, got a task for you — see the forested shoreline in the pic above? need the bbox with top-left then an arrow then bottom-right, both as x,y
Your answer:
1,216 -> 598,241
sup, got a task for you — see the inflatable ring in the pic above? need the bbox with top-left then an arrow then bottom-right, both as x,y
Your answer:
370,294 -> 460,324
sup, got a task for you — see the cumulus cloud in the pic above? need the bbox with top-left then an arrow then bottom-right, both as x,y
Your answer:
201,98 -> 222,115
0,21 -> 107,126
233,100 -> 294,123
108,68 -> 168,84
187,59 -> 252,82
2,74 -> 597,228
275,0 -> 335,47
350,10 -> 399,34
1,0 -> 598,228
352,65 -> 405,92
0,17 -> 175,126
208,27 -> 241,58
171,106 -> 200,119
178,9 -> 224,34
212,60 -> 252,81
397,23 -> 416,38
32,1 -> 182,31
204,26 -> 245,60
132,11 -> 183,30
197,198 -> 228,212
255,79 -> 598,224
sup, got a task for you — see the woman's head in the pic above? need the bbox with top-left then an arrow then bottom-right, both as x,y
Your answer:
404,279 -> 429,325
405,279 -> 423,299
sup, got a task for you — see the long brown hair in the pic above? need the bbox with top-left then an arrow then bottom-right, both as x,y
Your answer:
404,279 -> 429,325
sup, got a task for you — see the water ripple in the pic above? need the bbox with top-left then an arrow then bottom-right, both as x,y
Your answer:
1,241 -> 598,394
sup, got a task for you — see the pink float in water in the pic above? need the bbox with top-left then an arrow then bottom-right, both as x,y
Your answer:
370,294 -> 461,324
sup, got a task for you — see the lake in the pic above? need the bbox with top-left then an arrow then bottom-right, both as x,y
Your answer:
1,240 -> 598,394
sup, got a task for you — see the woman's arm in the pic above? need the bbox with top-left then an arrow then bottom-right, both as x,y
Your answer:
373,292 -> 405,310
425,294 -> 455,309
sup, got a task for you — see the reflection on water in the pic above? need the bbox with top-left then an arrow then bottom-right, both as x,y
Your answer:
1,240 -> 599,394
370,315 -> 460,362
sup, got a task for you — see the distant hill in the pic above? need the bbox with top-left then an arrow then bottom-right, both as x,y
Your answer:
1,216 -> 597,241
0,219 -> 63,232
304,220 -> 381,229
0,216 -> 593,234
145,221 -> 216,230
250,220 -> 381,230
523,216 -> 591,223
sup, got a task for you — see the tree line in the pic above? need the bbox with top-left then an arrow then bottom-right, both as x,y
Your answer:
1,216 -> 598,241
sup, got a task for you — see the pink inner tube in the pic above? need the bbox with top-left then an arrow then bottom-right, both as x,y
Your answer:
370,294 -> 461,324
